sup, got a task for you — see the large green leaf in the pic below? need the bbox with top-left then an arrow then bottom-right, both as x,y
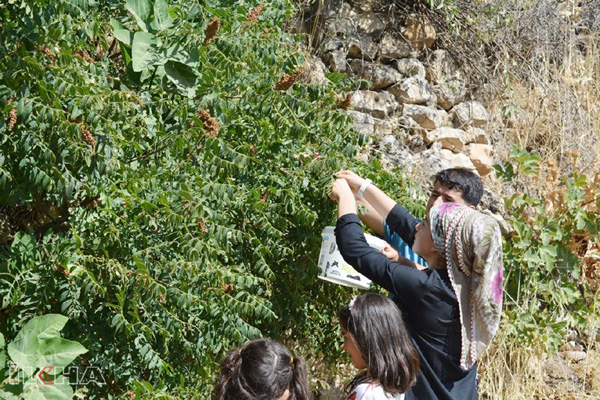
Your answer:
164,61 -> 197,97
6,315 -> 85,374
38,337 -> 87,370
126,0 -> 153,32
21,376 -> 73,400
111,18 -> 134,47
154,0 -> 174,30
132,32 -> 159,72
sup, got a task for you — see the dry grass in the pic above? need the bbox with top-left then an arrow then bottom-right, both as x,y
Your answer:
470,1 -> 600,174
486,37 -> 600,174
479,315 -> 600,400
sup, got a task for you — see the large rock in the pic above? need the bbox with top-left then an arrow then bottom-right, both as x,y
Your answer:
423,127 -> 466,153
324,2 -> 357,36
323,50 -> 347,72
349,60 -> 403,89
321,39 -> 347,73
464,127 -> 489,144
377,134 -> 414,170
434,78 -> 466,110
347,34 -> 378,60
426,49 -> 460,84
403,104 -> 447,130
323,3 -> 388,37
299,54 -> 329,86
388,76 -> 436,105
452,101 -> 489,128
374,118 -> 399,136
415,148 -> 477,179
378,32 -> 414,61
351,90 -> 400,118
465,143 -> 493,176
347,110 -> 375,136
402,17 -> 436,50
356,12 -> 387,35
395,58 -> 426,79
350,0 -> 377,13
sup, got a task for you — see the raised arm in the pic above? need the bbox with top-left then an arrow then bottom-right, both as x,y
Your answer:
356,197 -> 385,237
336,170 -> 396,222
330,178 -> 427,305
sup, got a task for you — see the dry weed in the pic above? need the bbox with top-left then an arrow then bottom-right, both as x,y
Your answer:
196,109 -> 220,137
479,319 -> 600,399
7,107 -> 16,131
337,93 -> 352,110
275,71 -> 301,90
204,17 -> 220,45
247,3 -> 264,25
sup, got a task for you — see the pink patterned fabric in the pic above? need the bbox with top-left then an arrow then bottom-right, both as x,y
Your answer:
429,203 -> 504,370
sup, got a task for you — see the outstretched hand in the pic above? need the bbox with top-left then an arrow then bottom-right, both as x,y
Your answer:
335,170 -> 366,192
329,178 -> 353,202
330,178 -> 357,218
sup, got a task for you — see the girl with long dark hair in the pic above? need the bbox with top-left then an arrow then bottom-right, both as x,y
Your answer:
339,293 -> 420,400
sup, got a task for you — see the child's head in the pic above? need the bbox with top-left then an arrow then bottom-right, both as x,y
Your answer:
339,293 -> 419,395
214,338 -> 311,400
427,168 -> 483,212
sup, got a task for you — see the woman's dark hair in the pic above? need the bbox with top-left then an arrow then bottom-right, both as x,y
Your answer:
434,168 -> 483,206
339,293 -> 420,395
214,338 -> 311,400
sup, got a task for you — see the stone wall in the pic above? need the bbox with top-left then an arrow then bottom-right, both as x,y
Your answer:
297,0 -> 495,183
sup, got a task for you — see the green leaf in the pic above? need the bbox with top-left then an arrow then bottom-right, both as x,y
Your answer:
7,315 -> 68,373
131,32 -> 159,72
21,376 -> 74,400
113,27 -> 134,47
0,333 -> 5,381
154,0 -> 174,30
38,337 -> 87,370
126,0 -> 153,32
0,333 -> 4,365
164,61 -> 197,97
325,72 -> 347,84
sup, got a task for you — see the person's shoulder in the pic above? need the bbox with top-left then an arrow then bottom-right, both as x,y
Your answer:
348,382 -> 405,400
347,381 -> 371,400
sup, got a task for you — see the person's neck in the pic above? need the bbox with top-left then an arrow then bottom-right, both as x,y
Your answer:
424,254 -> 446,269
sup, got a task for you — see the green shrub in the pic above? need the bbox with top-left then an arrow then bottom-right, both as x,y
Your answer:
0,0 -> 369,397
495,146 -> 600,350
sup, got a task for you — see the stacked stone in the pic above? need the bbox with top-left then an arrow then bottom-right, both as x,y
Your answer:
303,1 -> 495,178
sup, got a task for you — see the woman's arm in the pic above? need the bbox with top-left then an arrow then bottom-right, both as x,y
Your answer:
356,197 -> 385,237
330,178 -> 356,218
336,170 -> 397,221
334,213 -> 428,306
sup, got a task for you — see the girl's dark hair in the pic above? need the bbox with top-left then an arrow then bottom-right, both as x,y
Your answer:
340,293 -> 420,395
214,338 -> 311,400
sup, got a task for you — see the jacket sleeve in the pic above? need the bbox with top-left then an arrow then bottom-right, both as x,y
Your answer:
385,203 -> 419,248
335,213 -> 427,309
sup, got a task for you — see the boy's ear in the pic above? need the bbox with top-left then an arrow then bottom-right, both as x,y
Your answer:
469,205 -> 476,210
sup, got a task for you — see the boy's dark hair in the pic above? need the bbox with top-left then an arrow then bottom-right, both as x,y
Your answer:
214,338 -> 311,400
339,293 -> 420,395
434,168 -> 483,206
